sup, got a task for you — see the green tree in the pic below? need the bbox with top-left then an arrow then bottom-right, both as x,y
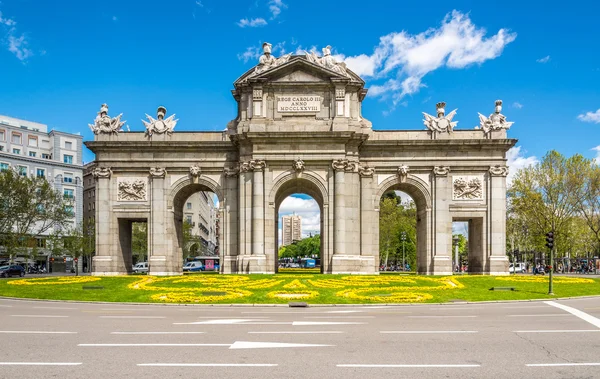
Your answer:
131,222 -> 148,263
0,168 -> 72,260
572,160 -> 600,255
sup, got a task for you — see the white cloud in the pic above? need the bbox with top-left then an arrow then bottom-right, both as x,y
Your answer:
237,45 -> 261,63
506,146 -> 538,185
536,55 -> 550,63
340,10 -> 516,104
512,102 -> 523,109
196,1 -> 203,6
112,16 -> 118,22
592,146 -> 600,165
237,17 -> 267,28
0,10 -> 33,62
278,196 -> 321,243
578,109 -> 600,124
269,0 -> 286,19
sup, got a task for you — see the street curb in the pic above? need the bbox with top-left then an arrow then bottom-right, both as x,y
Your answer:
1,294 -> 600,307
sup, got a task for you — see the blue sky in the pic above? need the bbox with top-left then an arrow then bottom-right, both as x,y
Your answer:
1,0 -> 599,239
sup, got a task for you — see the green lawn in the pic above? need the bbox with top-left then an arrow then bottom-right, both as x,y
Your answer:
0,274 -> 598,304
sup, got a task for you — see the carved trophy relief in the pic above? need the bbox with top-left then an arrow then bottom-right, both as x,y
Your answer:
117,179 -> 147,201
489,165 -> 509,177
453,176 -> 484,200
143,106 -> 178,137
88,104 -> 125,135
92,167 -> 112,179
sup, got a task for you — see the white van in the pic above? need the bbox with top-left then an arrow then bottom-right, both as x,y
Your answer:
509,263 -> 525,273
132,262 -> 148,273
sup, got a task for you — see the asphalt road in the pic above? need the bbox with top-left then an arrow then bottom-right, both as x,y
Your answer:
1,297 -> 600,379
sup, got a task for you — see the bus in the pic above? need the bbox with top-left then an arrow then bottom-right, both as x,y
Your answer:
300,258 -> 316,268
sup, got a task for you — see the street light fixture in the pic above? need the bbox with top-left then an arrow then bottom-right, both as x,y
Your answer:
400,232 -> 407,271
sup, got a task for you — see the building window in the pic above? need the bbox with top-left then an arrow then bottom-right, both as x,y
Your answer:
28,136 -> 38,147
63,173 -> 73,183
11,132 -> 21,144
36,168 -> 45,178
0,130 -> 4,141
64,189 -> 74,199
186,202 -> 192,210
29,151 -> 36,157
0,162 -> 8,171
36,238 -> 46,248
0,145 -> 4,152
65,205 -> 74,216
18,166 -> 27,176
42,153 -> 51,159
65,141 -> 72,150
13,148 -> 20,155
186,215 -> 193,224
64,155 -> 73,164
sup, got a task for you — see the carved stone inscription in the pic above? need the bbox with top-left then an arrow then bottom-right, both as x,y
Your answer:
117,178 -> 147,201
453,176 -> 484,200
277,95 -> 321,112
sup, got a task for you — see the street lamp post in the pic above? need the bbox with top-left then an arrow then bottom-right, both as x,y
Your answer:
400,232 -> 406,271
453,235 -> 459,273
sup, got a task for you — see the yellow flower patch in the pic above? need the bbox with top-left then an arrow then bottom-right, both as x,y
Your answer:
283,279 -> 307,289
337,287 -> 433,303
8,276 -> 102,286
267,290 -> 319,300
150,288 -> 252,303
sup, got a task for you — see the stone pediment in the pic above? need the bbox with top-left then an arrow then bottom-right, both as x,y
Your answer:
234,56 -> 364,87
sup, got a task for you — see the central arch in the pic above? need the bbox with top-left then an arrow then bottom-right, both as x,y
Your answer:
375,174 -> 432,274
268,171 -> 330,273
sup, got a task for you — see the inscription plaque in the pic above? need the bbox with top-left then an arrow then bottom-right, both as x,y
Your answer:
277,95 -> 321,112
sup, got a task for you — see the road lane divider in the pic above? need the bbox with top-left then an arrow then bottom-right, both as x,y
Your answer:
545,301 -> 600,329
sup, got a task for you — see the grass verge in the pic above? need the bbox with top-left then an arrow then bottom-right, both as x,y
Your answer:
0,274 -> 598,304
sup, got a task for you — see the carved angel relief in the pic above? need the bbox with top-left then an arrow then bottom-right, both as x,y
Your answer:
423,102 -> 458,133
143,106 -> 178,137
118,179 -> 147,201
89,104 -> 125,135
453,176 -> 484,200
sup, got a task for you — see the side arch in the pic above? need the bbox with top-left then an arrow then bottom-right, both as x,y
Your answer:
168,174 -> 224,209
375,174 -> 432,210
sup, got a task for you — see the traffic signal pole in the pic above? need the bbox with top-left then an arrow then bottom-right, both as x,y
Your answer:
546,232 -> 554,295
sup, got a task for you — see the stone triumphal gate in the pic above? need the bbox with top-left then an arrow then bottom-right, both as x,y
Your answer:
87,43 -> 515,276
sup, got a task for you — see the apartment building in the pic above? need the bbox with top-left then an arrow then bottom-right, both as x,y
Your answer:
183,191 -> 219,256
0,114 -> 84,255
282,214 -> 302,246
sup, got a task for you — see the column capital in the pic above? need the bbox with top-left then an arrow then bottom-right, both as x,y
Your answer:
92,167 -> 112,180
332,159 -> 348,172
433,166 -> 450,176
489,165 -> 509,177
223,166 -> 240,177
250,159 -> 266,172
358,165 -> 375,177
149,167 -> 167,178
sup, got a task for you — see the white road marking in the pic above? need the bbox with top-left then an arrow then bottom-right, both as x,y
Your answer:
326,310 -> 364,313
337,364 -> 480,368
0,305 -> 13,308
248,331 -> 344,334
303,316 -> 374,319
99,316 -> 166,319
79,343 -> 230,347
507,314 -> 569,317
33,306 -> 77,310
545,301 -> 600,329
229,341 -> 333,349
111,332 -> 206,335
502,306 -> 550,309
292,321 -> 366,326
514,330 -> 600,333
11,315 -> 68,318
406,316 -> 477,318
381,331 -> 478,334
0,362 -> 82,366
138,363 -> 278,367
173,319 -> 256,325
526,363 -> 600,367
0,331 -> 77,334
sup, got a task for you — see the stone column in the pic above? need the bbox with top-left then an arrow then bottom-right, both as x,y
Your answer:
359,165 -> 377,273
489,165 -> 510,274
91,167 -> 114,275
148,167 -> 177,275
432,166 -> 452,275
332,159 -> 346,256
222,166 -> 239,274
252,160 -> 265,256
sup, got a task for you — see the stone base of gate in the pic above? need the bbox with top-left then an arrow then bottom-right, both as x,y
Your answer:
432,256 -> 453,275
488,256 -> 510,275
238,255 -> 272,274
221,256 -> 238,274
331,255 -> 377,274
92,256 -> 128,276
148,256 -> 182,276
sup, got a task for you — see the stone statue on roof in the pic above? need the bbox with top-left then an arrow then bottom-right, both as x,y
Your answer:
89,103 -> 125,135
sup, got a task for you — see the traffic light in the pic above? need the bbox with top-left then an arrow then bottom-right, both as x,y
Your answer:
545,232 -> 554,249
50,257 -> 54,263
63,257 -> 67,263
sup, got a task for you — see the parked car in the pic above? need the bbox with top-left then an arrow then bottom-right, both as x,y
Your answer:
509,263 -> 526,273
183,261 -> 204,272
132,262 -> 148,273
0,265 -> 25,278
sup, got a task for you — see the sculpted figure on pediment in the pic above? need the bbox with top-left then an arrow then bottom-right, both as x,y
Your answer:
477,100 -> 514,135
305,45 -> 348,76
423,102 -> 458,134
254,42 -> 292,75
143,106 -> 178,137
89,104 -> 125,135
